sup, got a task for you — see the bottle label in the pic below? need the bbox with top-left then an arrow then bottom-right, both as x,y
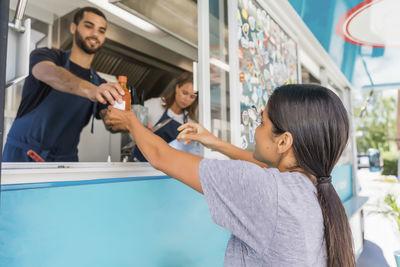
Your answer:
113,101 -> 126,110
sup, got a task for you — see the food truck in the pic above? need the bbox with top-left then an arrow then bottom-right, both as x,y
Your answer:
1,0 -> 368,265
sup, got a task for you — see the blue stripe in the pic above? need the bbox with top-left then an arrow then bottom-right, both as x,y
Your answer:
362,82 -> 400,89
1,175 -> 171,191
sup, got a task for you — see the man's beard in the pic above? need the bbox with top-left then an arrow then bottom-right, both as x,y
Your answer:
74,30 -> 102,54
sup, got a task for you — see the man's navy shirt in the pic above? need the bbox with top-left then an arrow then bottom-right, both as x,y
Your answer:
16,47 -> 107,119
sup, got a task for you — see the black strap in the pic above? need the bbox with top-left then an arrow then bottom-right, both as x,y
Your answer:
317,176 -> 332,184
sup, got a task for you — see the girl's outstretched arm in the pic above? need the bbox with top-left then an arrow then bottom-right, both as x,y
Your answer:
177,123 -> 268,168
105,106 -> 203,193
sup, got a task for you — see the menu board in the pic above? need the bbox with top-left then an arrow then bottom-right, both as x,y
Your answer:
238,0 -> 299,150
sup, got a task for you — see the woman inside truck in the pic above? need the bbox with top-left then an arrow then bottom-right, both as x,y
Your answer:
129,72 -> 198,161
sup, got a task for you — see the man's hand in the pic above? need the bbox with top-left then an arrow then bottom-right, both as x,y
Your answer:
88,82 -> 125,105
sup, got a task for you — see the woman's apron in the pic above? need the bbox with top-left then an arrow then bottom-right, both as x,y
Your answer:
130,109 -> 187,162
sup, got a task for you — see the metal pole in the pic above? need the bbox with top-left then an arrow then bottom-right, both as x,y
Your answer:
0,0 -> 10,201
198,0 -> 211,157
198,0 -> 211,130
228,0 -> 240,147
347,86 -> 360,196
12,0 -> 27,31
219,0 -> 227,142
397,89 -> 400,180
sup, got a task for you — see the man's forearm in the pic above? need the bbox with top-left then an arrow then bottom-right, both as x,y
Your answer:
33,61 -> 96,99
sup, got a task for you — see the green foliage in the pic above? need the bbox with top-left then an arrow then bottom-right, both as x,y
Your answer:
354,91 -> 397,153
382,152 -> 398,176
372,193 -> 400,232
382,157 -> 398,176
375,177 -> 398,183
383,193 -> 400,232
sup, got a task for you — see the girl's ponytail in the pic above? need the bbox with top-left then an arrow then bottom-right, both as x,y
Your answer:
268,84 -> 356,267
317,182 -> 355,266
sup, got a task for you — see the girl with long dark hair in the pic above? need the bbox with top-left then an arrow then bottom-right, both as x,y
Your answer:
105,84 -> 355,267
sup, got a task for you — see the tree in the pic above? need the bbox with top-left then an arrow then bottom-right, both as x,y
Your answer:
354,90 -> 397,153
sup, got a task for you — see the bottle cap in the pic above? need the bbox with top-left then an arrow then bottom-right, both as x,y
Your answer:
118,75 -> 128,84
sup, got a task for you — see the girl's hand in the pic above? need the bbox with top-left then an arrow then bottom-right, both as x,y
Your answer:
177,122 -> 219,149
104,106 -> 135,132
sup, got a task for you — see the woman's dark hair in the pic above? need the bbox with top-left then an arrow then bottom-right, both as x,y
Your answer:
73,7 -> 107,25
268,84 -> 355,267
162,72 -> 198,122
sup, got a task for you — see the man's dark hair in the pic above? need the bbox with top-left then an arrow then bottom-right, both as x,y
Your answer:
73,7 -> 107,25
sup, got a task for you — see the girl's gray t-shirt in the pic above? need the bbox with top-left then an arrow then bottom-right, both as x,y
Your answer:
198,159 -> 327,267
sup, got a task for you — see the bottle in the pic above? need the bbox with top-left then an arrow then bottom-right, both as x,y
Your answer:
113,75 -> 131,111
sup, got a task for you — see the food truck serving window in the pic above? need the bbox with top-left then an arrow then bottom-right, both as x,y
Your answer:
3,1 -> 197,164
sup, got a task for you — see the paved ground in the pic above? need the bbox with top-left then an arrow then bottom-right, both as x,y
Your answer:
356,169 -> 400,267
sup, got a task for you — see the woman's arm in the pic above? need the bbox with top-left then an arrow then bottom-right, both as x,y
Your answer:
104,107 -> 203,193
177,123 -> 268,168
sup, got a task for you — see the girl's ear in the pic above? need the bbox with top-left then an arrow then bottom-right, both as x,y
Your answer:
277,132 -> 293,154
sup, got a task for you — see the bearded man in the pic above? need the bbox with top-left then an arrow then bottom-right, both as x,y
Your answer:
3,7 -> 124,162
